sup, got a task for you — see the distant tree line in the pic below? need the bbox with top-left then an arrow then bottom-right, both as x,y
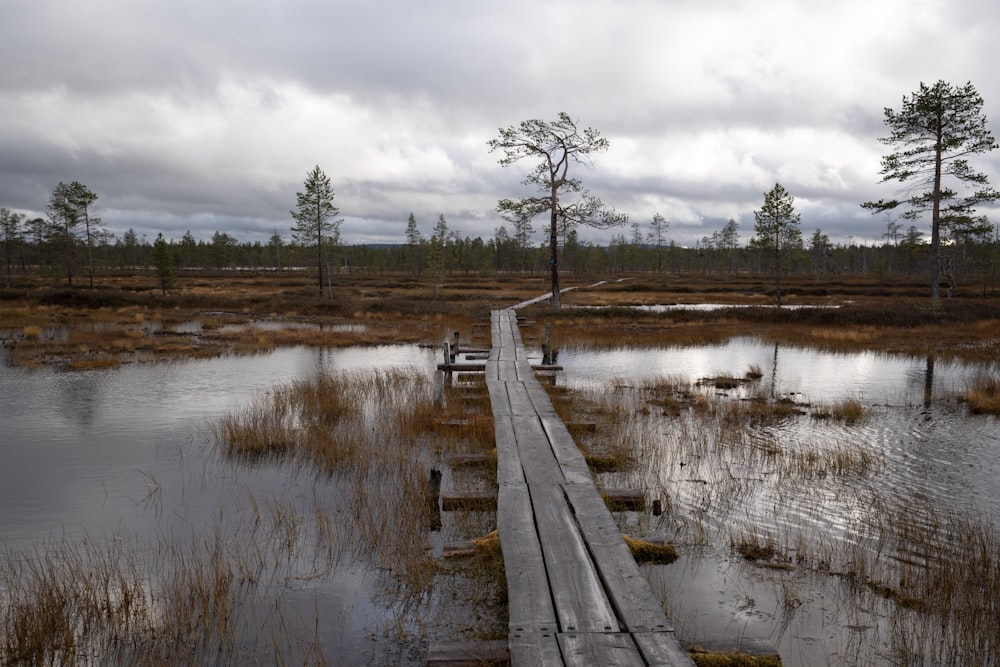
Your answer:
3,198 -> 998,298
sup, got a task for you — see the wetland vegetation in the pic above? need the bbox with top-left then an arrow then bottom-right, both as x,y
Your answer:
1,270 -> 998,665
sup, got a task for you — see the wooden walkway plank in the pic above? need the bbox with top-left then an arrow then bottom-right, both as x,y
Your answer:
494,415 -> 525,486
632,633 -> 698,667
535,412 -> 594,485
557,633 -> 646,667
508,413 -> 619,633
487,379 -> 511,417
479,308 -> 695,666
508,630 -> 564,667
498,483 -> 558,631
562,483 -> 677,634
528,483 -> 620,633
505,382 -> 537,416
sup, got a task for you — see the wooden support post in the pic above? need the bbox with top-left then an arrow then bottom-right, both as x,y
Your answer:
542,323 -> 553,364
427,469 -> 442,531
434,370 -> 445,407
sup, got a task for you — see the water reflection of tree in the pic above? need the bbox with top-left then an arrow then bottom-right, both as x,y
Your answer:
769,343 -> 779,399
923,354 -> 935,412
61,373 -> 101,427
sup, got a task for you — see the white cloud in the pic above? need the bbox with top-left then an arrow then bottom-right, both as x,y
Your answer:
1,0 -> 998,247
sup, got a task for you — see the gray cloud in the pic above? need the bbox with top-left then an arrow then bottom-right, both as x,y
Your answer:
3,0 -> 999,249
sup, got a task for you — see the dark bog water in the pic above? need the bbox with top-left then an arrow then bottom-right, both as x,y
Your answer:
2,336 -> 997,665
0,345 -> 443,665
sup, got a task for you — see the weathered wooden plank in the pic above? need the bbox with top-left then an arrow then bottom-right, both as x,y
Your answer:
485,308 -> 691,666
511,415 -> 566,487
562,483 -> 677,635
534,411 -> 593,485
633,632 -> 696,666
499,361 -> 519,382
508,630 -> 563,667
557,633 -> 645,667
497,485 -> 557,632
437,363 -> 486,372
521,481 -> 619,633
508,415 -> 616,632
487,380 -> 511,416
427,640 -> 510,666
522,380 -> 564,419
494,416 -> 524,487
514,360 -> 535,381
504,381 -> 537,417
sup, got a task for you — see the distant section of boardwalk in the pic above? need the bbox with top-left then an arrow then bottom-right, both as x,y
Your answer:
486,308 -> 694,666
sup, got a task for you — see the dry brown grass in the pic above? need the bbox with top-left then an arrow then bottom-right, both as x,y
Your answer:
811,398 -> 869,424
5,272 -> 999,368
966,375 -> 1000,415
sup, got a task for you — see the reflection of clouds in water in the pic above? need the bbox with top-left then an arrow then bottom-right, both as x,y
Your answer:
0,344 -> 437,541
558,337 -> 986,406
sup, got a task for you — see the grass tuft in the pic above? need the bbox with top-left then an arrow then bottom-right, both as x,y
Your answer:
966,375 -> 1000,414
622,535 -> 678,564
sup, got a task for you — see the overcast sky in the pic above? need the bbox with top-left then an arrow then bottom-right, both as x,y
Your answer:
2,0 -> 998,248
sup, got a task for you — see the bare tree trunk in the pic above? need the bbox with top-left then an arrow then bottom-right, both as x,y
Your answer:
549,192 -> 561,310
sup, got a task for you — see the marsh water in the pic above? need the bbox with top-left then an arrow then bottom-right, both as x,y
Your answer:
2,328 -> 998,665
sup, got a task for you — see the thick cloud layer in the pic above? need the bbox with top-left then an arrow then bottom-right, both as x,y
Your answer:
2,0 -> 998,247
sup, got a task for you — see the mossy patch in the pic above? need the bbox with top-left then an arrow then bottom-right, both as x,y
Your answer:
622,534 -> 678,564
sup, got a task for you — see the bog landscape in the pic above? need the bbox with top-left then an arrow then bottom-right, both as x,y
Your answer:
2,92 -> 1000,666
1,264 -> 998,666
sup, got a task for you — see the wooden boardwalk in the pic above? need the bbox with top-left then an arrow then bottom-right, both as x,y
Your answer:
485,308 -> 694,666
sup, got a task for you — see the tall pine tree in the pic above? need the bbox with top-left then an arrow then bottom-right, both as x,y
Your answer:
863,81 -> 999,302
291,166 -> 341,295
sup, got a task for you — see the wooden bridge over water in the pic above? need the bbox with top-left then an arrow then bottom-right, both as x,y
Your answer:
434,307 -> 695,666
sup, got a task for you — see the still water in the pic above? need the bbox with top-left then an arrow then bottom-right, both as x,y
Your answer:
2,338 -> 997,665
1,346 -> 437,543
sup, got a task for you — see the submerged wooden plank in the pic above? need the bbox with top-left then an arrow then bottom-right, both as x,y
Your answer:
688,637 -> 780,658
601,488 -> 647,512
441,489 -> 497,511
427,640 -> 510,666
